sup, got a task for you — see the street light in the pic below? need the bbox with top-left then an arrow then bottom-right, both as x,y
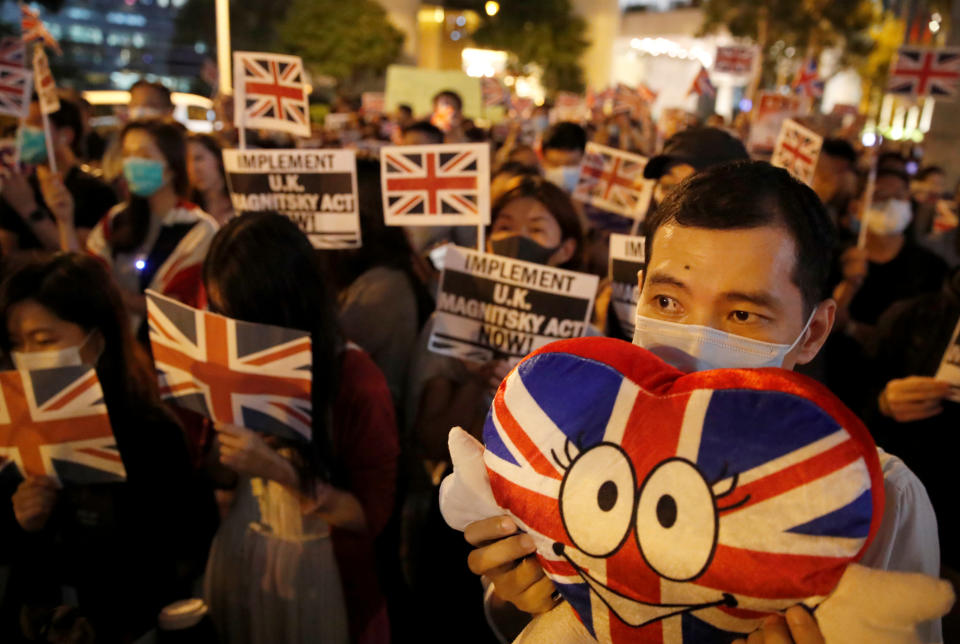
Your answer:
485,1 -> 500,17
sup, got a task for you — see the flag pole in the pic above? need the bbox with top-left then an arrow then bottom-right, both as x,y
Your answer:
857,155 -> 877,249
477,223 -> 485,252
215,0 -> 231,97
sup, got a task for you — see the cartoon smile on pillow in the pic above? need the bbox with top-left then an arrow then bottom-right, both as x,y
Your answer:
474,337 -> 886,643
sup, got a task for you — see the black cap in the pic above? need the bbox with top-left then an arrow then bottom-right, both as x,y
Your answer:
644,127 -> 749,179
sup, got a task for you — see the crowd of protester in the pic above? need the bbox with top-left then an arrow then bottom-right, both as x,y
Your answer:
0,78 -> 957,643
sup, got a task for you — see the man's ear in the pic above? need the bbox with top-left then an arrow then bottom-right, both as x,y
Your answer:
794,299 -> 836,365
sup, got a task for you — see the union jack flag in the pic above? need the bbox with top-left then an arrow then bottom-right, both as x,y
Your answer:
484,338 -> 883,644
380,143 -> 490,226
792,58 -> 824,99
771,119 -> 823,186
714,46 -> 755,74
20,4 -> 60,55
0,58 -> 32,118
573,143 -> 653,220
32,44 -> 58,115
0,366 -> 125,486
688,66 -> 716,98
887,47 -> 960,100
0,37 -> 25,68
482,77 -> 508,108
146,290 -> 313,441
233,51 -> 310,138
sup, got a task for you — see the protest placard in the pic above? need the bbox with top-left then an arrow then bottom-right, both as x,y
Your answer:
747,92 -> 810,155
362,91 -> 385,115
714,45 -> 756,74
935,316 -> 960,402
888,47 -> 960,101
428,246 -> 599,362
608,234 -> 646,338
233,51 -> 311,138
0,366 -> 125,486
573,143 -> 654,221
223,148 -> 360,249
147,291 -> 314,441
380,143 -> 490,227
771,119 -> 823,186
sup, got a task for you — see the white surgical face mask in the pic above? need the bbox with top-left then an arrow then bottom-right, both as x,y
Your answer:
631,311 -> 816,372
11,332 -> 97,372
865,199 -> 913,235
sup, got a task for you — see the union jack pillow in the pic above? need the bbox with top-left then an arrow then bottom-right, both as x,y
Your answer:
483,337 -> 884,643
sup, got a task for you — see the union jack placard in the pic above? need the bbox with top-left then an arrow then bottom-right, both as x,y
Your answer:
887,47 -> 960,101
380,143 -> 491,226
771,119 -> 823,186
714,46 -> 755,74
0,37 -> 25,68
482,76 -> 508,108
0,366 -> 125,486
0,61 -> 31,119
146,290 -> 313,441
233,51 -> 311,138
688,65 -> 716,98
484,338 -> 882,644
573,143 -> 654,220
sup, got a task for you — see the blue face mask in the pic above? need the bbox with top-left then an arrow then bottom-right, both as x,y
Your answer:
17,126 -> 47,165
123,157 -> 166,197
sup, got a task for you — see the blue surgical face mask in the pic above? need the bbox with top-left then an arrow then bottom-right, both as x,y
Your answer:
123,157 -> 166,197
17,125 -> 47,165
544,165 -> 581,194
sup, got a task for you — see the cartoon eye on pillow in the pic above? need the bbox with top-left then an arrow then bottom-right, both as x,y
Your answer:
440,337 -> 954,644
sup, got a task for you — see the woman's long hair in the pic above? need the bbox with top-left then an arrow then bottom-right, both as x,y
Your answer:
322,158 -> 435,328
187,133 -> 229,211
202,212 -> 342,486
490,174 -> 586,271
0,254 -> 159,411
111,118 -> 190,253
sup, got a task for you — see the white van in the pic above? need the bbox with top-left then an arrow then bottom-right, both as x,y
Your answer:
81,90 -> 216,133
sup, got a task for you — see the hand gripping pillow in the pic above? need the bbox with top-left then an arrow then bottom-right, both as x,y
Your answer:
445,337 -> 891,643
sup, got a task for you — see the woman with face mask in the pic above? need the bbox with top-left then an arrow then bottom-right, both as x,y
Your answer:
0,253 -> 216,642
84,119 -> 218,334
401,174 -> 587,635
201,213 -> 398,644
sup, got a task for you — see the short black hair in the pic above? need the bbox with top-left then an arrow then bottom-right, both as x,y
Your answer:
542,122 -> 587,153
398,104 -> 413,117
821,138 -> 857,166
645,161 -> 837,314
877,151 -> 907,172
432,89 -> 463,112
130,79 -> 173,108
876,167 -> 910,188
402,120 -> 444,144
916,165 -> 945,181
47,97 -> 83,155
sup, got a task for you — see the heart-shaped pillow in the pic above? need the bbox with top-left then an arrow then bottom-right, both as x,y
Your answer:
483,337 -> 884,643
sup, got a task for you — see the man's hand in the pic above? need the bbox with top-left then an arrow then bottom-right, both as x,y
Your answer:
465,516 -> 557,614
839,246 -> 869,289
12,475 -> 59,533
732,606 -> 825,644
462,358 -> 511,396
36,166 -> 75,226
879,376 -> 951,423
0,166 -> 38,218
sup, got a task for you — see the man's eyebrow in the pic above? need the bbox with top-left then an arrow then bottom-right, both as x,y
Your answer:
723,290 -> 780,309
647,272 -> 689,291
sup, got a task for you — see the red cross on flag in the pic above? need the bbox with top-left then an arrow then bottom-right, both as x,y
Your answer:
771,119 -> 823,186
233,51 -> 311,137
714,46 -> 755,74
573,143 -> 654,220
31,44 -> 58,115
147,290 -> 314,441
0,366 -> 125,486
888,47 -> 960,101
380,143 -> 491,226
